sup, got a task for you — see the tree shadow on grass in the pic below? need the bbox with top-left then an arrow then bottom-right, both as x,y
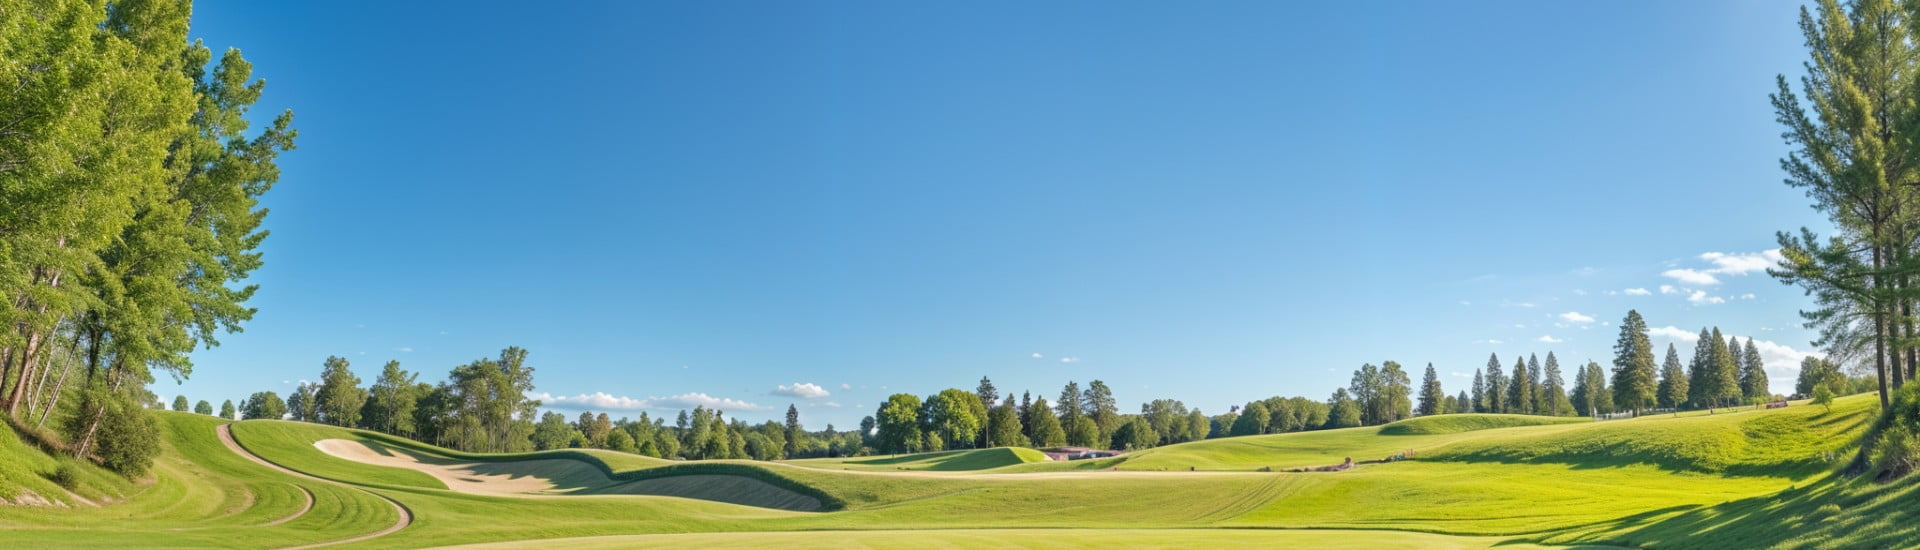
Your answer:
1550,473 -> 1920,549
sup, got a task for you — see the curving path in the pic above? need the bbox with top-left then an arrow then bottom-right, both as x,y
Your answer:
215,424 -> 413,548
261,485 -> 315,527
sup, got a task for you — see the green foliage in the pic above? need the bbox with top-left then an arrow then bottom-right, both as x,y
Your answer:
1025,396 -> 1065,447
172,395 -> 189,412
1231,401 -> 1269,435
314,356 -> 366,427
218,399 -> 234,419
363,360 -> 419,436
1110,417 -> 1159,450
875,393 -> 923,454
1813,384 -> 1836,412
193,400 -> 212,415
1417,363 -> 1445,416
1609,310 -> 1658,413
922,388 -> 985,450
241,391 -> 286,420
1658,343 -> 1689,409
987,400 -> 1025,447
532,412 -> 574,451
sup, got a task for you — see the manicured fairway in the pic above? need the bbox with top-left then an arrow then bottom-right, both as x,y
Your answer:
0,393 -> 1903,548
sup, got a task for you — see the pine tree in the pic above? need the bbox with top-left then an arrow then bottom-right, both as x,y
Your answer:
1454,391 -> 1472,413
1609,310 -> 1658,414
1418,363 -> 1445,416
1687,327 -> 1715,407
1542,352 -> 1566,416
1508,355 -> 1532,414
1471,369 -> 1486,413
1740,337 -> 1770,400
1528,354 -> 1545,415
1483,354 -> 1507,414
1658,343 -> 1689,409
1586,362 -> 1613,415
1709,329 -> 1742,407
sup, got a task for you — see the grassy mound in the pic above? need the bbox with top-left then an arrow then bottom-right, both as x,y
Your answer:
0,420 -> 134,507
787,447 -> 1049,472
1376,414 -> 1588,435
1424,394 -> 1875,476
233,420 -> 835,511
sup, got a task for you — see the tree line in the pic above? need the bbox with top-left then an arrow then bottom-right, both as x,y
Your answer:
0,1 -> 294,476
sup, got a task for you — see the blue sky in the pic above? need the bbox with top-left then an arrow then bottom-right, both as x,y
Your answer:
164,0 -> 1831,427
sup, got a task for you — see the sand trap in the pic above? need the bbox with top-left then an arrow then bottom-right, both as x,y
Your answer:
314,439 -> 822,511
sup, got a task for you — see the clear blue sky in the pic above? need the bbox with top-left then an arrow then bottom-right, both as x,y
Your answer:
166,0 -> 1830,427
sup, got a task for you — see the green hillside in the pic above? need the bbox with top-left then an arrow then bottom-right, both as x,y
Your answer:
1,394 -> 1906,548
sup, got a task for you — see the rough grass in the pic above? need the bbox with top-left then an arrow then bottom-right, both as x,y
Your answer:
1376,413 -> 1588,435
432,528 -> 1547,549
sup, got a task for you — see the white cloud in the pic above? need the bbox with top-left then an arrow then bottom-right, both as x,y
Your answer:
1700,250 -> 1784,276
1473,338 -> 1505,345
1662,268 -> 1722,286
1740,293 -> 1757,300
1687,290 -> 1726,305
1459,300 -> 1472,306
1745,339 -> 1821,371
1559,311 -> 1596,324
773,382 -> 831,399
535,391 -> 765,412
1624,288 -> 1652,296
1538,335 -> 1564,343
1659,285 -> 1678,294
840,383 -> 852,391
396,346 -> 414,353
1030,353 -> 1044,359
1059,357 -> 1081,364
819,401 -> 843,408
1649,325 -> 1699,342
1573,289 -> 1588,296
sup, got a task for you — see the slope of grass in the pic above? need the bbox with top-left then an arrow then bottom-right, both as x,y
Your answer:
1114,425 -> 1468,471
0,412 -> 398,548
1376,414 -> 1588,435
785,447 -> 1050,472
0,420 -> 135,506
433,528 -> 1545,549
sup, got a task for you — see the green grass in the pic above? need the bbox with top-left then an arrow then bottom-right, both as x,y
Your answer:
0,393 -> 1904,548
784,446 -> 1049,472
1376,413 -> 1589,435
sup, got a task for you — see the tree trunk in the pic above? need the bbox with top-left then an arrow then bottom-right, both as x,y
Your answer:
1875,244 -> 1892,407
36,343 -> 76,428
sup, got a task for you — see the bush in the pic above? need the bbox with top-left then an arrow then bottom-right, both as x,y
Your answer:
47,462 -> 79,489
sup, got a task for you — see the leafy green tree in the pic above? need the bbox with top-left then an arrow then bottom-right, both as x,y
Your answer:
532,412 -> 573,450
364,361 -> 419,436
1186,410 -> 1209,443
288,382 -> 319,422
1326,389 -> 1362,429
1025,396 -> 1066,447
1610,310 -> 1658,414
920,389 -> 985,450
988,399 -> 1025,447
1085,380 -> 1120,439
608,429 -> 637,454
1418,363 -> 1445,416
1350,364 -> 1382,425
875,393 -> 923,454
1231,401 -> 1269,436
1797,357 -> 1843,396
194,400 -> 212,415
1813,384 -> 1836,413
172,395 -> 189,412
314,356 -> 367,427
1111,417 -> 1159,450
219,399 -> 235,420
441,347 -> 540,453
242,391 -> 286,420
1658,344 -> 1689,409
1068,416 -> 1100,448
1740,337 -> 1770,400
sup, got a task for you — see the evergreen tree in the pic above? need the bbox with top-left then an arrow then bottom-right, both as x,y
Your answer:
1609,310 -> 1658,414
1085,380 -> 1120,438
988,399 -> 1024,447
975,376 -> 997,447
1056,382 -> 1084,433
1418,363 -> 1445,416
1026,396 -> 1066,447
1658,343 -> 1689,409
1455,391 -> 1472,413
1508,355 -> 1531,414
1709,328 -> 1742,407
1586,362 -> 1613,415
1740,337 -> 1770,400
1484,354 -> 1507,413
1528,353 -> 1546,414
1543,352 -> 1566,416
784,404 -> 803,457
1687,327 -> 1715,407
1471,369 -> 1486,413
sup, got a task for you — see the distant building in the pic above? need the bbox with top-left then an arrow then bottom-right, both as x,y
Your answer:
1041,447 -> 1121,461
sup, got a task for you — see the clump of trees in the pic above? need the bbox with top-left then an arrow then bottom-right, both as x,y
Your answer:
0,0 -> 295,477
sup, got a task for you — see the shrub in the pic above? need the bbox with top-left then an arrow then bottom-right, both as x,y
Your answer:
47,462 -> 79,489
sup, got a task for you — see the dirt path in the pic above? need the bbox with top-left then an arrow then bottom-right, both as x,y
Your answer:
215,424 -> 412,548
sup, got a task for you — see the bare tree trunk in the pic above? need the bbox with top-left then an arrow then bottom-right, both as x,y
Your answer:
1876,244 -> 1893,407
36,344 -> 76,429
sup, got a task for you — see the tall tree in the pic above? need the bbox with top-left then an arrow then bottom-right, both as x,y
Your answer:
1026,396 -> 1066,447
1381,361 -> 1413,423
242,391 -> 286,420
1350,363 -> 1383,425
1542,352 -> 1567,416
784,404 -> 803,457
1768,0 -> 1919,408
1687,327 -> 1717,407
1483,354 -> 1507,414
1528,353 -> 1546,414
1085,380 -> 1120,437
219,399 -> 235,420
1056,382 -> 1084,433
1471,368 -> 1486,413
1326,389 -> 1362,429
314,356 -> 366,428
1610,310 -> 1658,414
364,361 -> 419,436
1741,337 -> 1771,400
172,395 -> 190,412
874,393 -> 923,454
1658,343 -> 1690,409
975,376 -> 997,447
987,399 -> 1024,447
1709,329 -> 1742,407
1508,355 -> 1532,414
1418,363 -> 1445,416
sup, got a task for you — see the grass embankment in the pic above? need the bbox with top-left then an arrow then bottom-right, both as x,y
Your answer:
1377,414 -> 1588,435
0,412 -> 398,547
784,447 -> 1049,472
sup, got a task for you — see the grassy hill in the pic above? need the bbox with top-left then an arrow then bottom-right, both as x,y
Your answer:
0,393 -> 1910,548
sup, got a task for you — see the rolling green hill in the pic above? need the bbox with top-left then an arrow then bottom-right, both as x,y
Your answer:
0,394 -> 1909,548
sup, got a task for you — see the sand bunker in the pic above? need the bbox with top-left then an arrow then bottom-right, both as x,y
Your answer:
313,439 -> 821,511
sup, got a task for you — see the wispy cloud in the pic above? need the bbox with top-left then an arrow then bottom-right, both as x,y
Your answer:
1687,290 -> 1726,305
1559,311 -> 1595,324
1624,288 -> 1651,296
1538,335 -> 1564,343
1059,357 -> 1081,364
396,346 -> 414,353
1699,250 -> 1784,276
1649,325 -> 1698,341
773,382 -> 831,399
1474,339 -> 1505,345
1659,285 -> 1678,294
1030,352 -> 1044,359
1662,268 -> 1721,286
